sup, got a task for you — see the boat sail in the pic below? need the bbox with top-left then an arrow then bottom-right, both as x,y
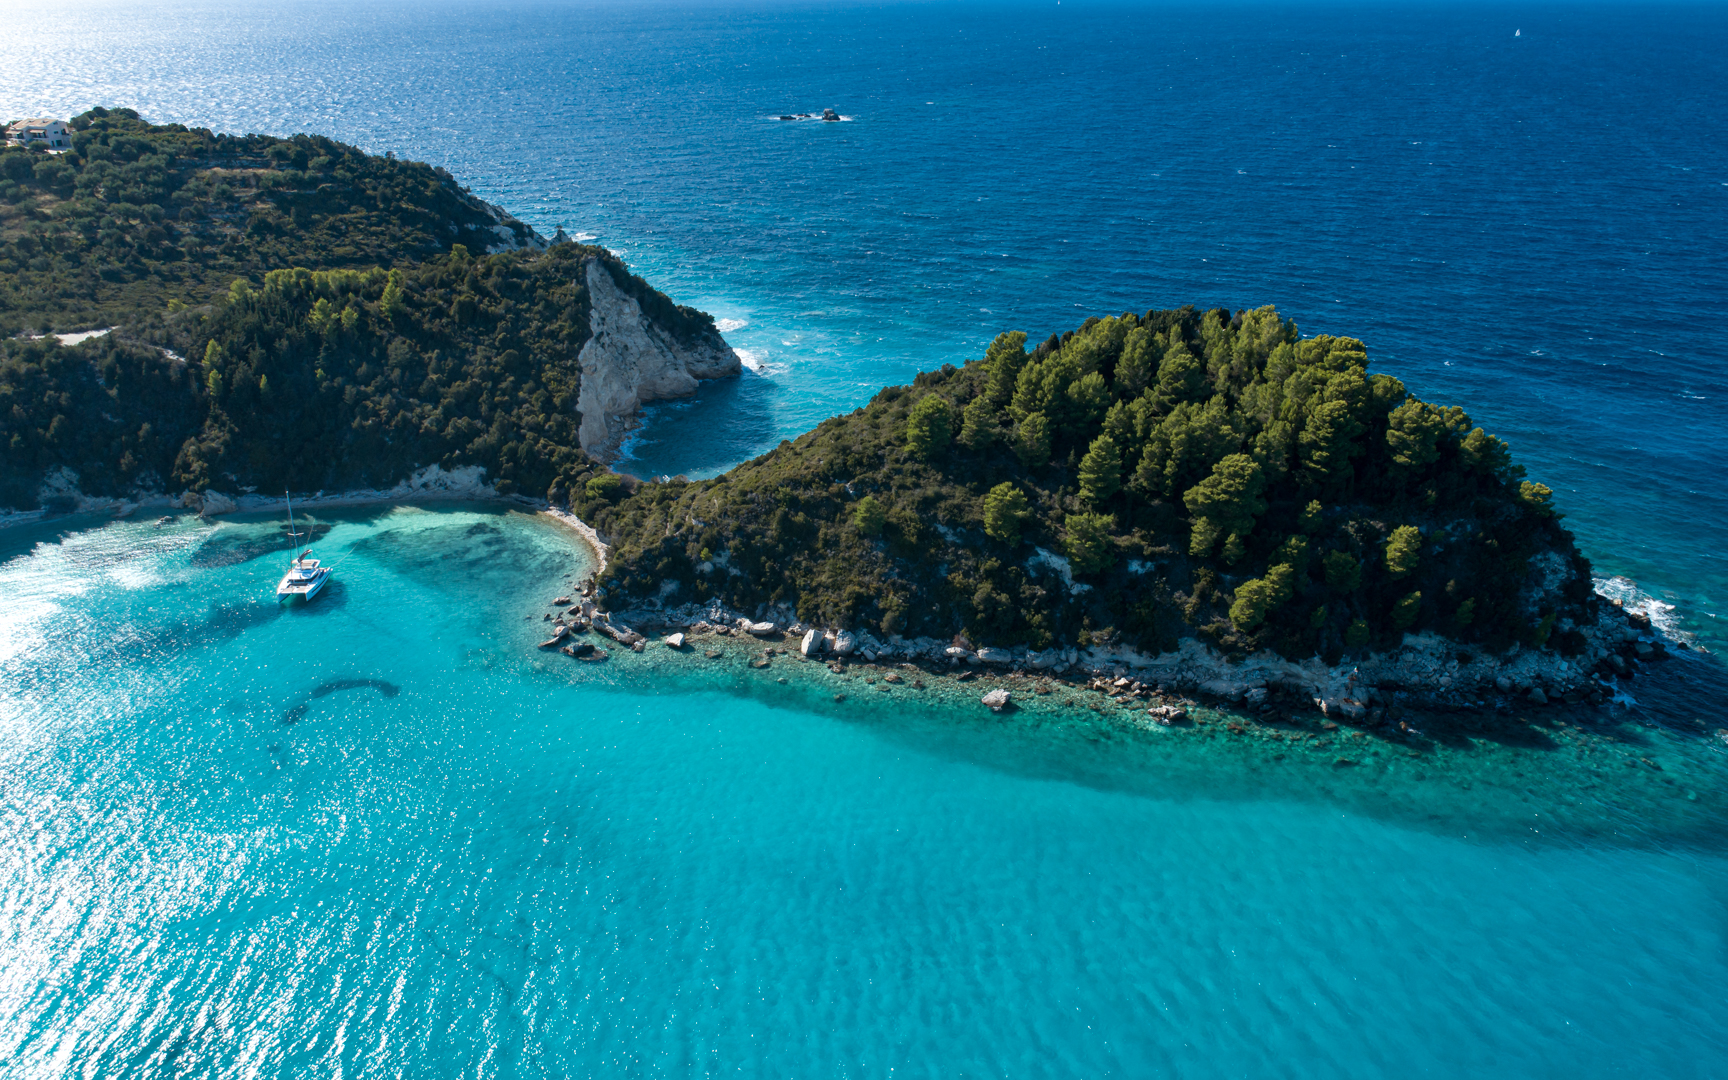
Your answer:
275,492 -> 331,601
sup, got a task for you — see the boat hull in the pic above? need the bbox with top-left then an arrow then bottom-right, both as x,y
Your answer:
277,569 -> 331,602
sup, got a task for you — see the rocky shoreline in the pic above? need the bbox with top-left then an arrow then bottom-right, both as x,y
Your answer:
508,565 -> 1728,841
511,506 -> 1711,734
515,605 -> 1728,845
626,598 -> 1689,721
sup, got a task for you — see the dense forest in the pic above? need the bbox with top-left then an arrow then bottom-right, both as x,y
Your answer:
580,308 -> 1595,661
0,108 -> 719,508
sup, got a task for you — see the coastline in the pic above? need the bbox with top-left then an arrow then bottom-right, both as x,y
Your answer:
0,461 -> 616,598
520,606 -> 1728,847
540,507 -> 610,579
594,583 -> 1697,722
2,464 -> 1708,726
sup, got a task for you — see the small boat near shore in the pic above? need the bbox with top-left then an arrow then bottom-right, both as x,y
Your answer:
275,493 -> 331,602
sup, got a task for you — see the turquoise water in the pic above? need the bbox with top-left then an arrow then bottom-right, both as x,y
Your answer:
2,507 -> 1725,1075
4,0 -> 1728,1072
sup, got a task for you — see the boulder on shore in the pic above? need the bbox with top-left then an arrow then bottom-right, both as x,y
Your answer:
981,688 -> 1011,713
1146,704 -> 1186,725
740,619 -> 778,637
801,628 -> 824,657
664,632 -> 686,649
595,618 -> 645,646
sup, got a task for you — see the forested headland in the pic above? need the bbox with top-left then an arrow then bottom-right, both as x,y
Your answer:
0,108 -> 719,508
584,308 -> 1595,662
1,108 -> 1594,663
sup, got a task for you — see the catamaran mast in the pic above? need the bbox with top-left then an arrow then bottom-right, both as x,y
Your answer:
286,490 -> 298,562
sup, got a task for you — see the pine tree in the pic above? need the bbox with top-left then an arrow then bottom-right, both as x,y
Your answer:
982,483 -> 1029,544
1385,525 -> 1422,578
1077,434 -> 1122,506
904,395 -> 952,461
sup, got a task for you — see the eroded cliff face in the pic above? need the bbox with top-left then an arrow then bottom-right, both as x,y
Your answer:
575,257 -> 741,459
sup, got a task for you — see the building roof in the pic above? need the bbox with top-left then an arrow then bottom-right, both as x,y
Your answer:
6,118 -> 68,130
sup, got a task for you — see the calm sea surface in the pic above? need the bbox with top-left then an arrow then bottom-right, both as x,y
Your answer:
3,2 -> 1727,1075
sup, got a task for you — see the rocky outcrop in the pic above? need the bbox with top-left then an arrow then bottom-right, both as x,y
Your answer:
575,257 -> 741,459
198,489 -> 237,518
475,200 -> 549,253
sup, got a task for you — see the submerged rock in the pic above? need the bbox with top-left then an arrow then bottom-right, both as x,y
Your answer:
664,632 -> 686,648
538,624 -> 571,648
594,618 -> 644,646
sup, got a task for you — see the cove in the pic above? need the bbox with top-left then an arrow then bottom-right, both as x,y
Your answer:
2,505 -> 1723,1076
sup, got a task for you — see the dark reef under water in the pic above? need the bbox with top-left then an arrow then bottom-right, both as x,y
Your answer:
512,615 -> 1728,852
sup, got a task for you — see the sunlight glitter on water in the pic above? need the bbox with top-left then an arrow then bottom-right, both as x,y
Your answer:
1,507 -> 1724,1076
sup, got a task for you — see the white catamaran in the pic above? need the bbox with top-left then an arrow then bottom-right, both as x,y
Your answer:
275,493 -> 331,602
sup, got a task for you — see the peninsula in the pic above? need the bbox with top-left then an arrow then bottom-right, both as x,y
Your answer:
575,310 -> 1652,713
0,109 -> 1662,712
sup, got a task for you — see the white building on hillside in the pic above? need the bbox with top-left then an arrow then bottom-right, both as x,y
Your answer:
5,118 -> 72,152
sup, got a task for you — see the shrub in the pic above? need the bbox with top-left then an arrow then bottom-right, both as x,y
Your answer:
1391,590 -> 1422,631
1228,564 -> 1294,632
1323,551 -> 1361,592
585,473 -> 623,502
853,494 -> 886,536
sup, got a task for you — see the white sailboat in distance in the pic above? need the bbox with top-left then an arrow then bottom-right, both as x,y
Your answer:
275,492 -> 331,602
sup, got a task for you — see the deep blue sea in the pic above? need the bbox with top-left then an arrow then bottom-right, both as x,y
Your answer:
4,2 -> 1728,1075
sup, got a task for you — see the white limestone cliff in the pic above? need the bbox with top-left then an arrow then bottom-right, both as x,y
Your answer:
575,257 -> 741,459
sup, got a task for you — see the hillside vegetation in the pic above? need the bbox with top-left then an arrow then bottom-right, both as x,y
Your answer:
0,106 -> 535,333
585,307 -> 1594,661
0,108 -> 719,508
